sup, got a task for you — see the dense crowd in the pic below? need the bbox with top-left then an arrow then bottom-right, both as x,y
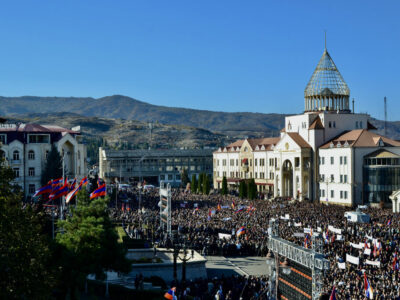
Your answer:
108,186 -> 400,299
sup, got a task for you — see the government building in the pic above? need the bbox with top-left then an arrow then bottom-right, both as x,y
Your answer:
213,47 -> 400,207
0,120 -> 87,200
99,147 -> 213,187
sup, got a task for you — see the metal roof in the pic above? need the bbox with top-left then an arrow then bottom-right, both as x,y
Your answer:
304,49 -> 350,97
103,148 -> 214,158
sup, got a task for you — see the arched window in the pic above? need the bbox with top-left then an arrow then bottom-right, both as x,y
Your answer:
28,150 -> 35,160
13,150 -> 20,161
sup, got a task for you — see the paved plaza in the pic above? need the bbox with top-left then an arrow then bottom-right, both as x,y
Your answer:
205,256 -> 268,278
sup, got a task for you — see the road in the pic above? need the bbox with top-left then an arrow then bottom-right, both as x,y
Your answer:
205,256 -> 268,278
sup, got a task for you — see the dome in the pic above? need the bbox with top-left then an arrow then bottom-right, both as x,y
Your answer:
304,49 -> 350,112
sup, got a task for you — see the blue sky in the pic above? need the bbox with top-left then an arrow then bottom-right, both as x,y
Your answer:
0,1 -> 399,120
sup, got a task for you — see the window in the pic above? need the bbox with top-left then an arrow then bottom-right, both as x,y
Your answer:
340,175 -> 343,183
295,157 -> 300,167
344,156 -> 347,165
255,172 -> 257,178
29,184 -> 35,194
331,190 -> 334,198
13,168 -> 19,178
230,159 -> 234,166
260,172 -> 264,179
13,150 -> 20,161
321,189 -> 325,197
340,191 -> 343,199
360,121 -> 363,128
167,174 -> 173,181
333,122 -> 336,128
29,168 -> 35,176
28,134 -> 49,143
236,159 -> 238,166
330,157 -> 334,164
344,175 -> 348,183
355,121 -> 359,129
255,159 -> 258,166
344,191 -> 348,199
175,174 -> 181,180
223,171 -> 227,177
329,122 -> 332,128
250,159 -> 252,167
28,150 -> 35,160
0,134 -> 6,145
222,159 -> 226,166
330,174 -> 334,182
320,174 -> 325,182
340,156 -> 343,164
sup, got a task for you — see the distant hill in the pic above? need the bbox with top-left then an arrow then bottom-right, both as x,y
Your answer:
0,95 -> 286,138
1,95 -> 399,141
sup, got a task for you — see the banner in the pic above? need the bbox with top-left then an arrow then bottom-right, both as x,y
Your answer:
304,228 -> 312,234
350,242 -> 363,249
365,260 -> 380,267
337,235 -> 343,241
223,217 -> 232,221
364,248 -> 371,255
294,222 -> 302,227
218,233 -> 231,240
338,262 -> 346,269
317,227 -> 322,232
293,233 -> 305,238
328,225 -> 342,234
346,254 -> 359,265
285,214 -> 290,220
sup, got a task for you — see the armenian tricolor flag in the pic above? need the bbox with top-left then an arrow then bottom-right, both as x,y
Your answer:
364,273 -> 374,299
236,226 -> 246,237
387,219 -> 392,226
329,286 -> 337,300
80,176 -> 88,186
235,207 -> 244,214
33,183 -> 52,197
90,184 -> 106,200
49,182 -> 69,200
164,287 -> 176,300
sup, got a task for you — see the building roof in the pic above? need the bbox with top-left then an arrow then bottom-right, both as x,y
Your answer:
304,49 -> 350,98
215,137 -> 280,153
0,123 -> 79,134
367,121 -> 377,130
320,129 -> 400,149
309,116 -> 324,129
286,132 -> 312,148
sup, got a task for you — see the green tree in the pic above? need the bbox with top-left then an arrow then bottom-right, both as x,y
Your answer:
239,180 -> 247,199
181,168 -> 190,187
197,173 -> 204,194
247,178 -> 257,200
191,174 -> 197,193
0,155 -> 55,299
56,190 -> 131,299
221,176 -> 228,195
41,143 -> 63,185
203,174 -> 210,195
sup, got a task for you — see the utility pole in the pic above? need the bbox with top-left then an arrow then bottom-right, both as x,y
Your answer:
384,96 -> 387,136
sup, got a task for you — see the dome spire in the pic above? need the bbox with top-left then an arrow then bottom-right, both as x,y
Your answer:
304,45 -> 350,113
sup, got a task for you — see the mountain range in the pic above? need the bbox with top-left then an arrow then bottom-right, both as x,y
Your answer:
1,95 -> 400,144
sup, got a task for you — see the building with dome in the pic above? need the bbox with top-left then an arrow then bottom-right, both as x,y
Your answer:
213,47 -> 400,207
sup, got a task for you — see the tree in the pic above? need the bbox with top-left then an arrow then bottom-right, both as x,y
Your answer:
0,155 -> 55,299
197,173 -> 204,194
248,178 -> 257,200
239,180 -> 247,199
56,190 -> 131,299
203,174 -> 210,195
221,176 -> 228,195
191,174 -> 197,193
181,168 -> 190,187
41,143 -> 63,185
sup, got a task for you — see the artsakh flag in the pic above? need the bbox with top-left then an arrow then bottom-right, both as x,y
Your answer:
90,184 -> 106,200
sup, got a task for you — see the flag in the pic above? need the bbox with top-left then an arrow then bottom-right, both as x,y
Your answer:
51,178 -> 63,190
217,203 -> 221,211
33,183 -> 52,197
208,209 -> 212,221
69,178 -> 77,191
49,182 -> 69,200
387,219 -> 392,226
323,230 -> 329,244
66,185 -> 80,203
231,200 -> 235,209
364,239 -> 370,249
193,207 -> 199,215
304,234 -> 310,249
364,273 -> 374,299
90,184 -> 106,200
121,203 -> 125,211
164,287 -> 176,300
80,176 -> 88,186
247,205 -> 256,212
126,202 -> 130,211
236,226 -> 246,237
393,253 -> 399,271
235,207 -> 244,214
329,286 -> 337,300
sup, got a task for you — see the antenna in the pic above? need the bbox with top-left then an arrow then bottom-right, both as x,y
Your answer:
148,121 -> 153,150
352,98 -> 355,114
324,30 -> 327,49
384,96 -> 387,136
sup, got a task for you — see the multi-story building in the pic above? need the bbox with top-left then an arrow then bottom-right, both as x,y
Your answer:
214,46 -> 400,206
99,147 -> 213,187
0,122 -> 87,199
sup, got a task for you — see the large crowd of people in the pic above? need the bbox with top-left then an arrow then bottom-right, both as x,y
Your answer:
107,186 -> 400,299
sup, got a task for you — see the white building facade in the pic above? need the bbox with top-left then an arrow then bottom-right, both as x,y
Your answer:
214,47 -> 400,207
0,123 -> 87,199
